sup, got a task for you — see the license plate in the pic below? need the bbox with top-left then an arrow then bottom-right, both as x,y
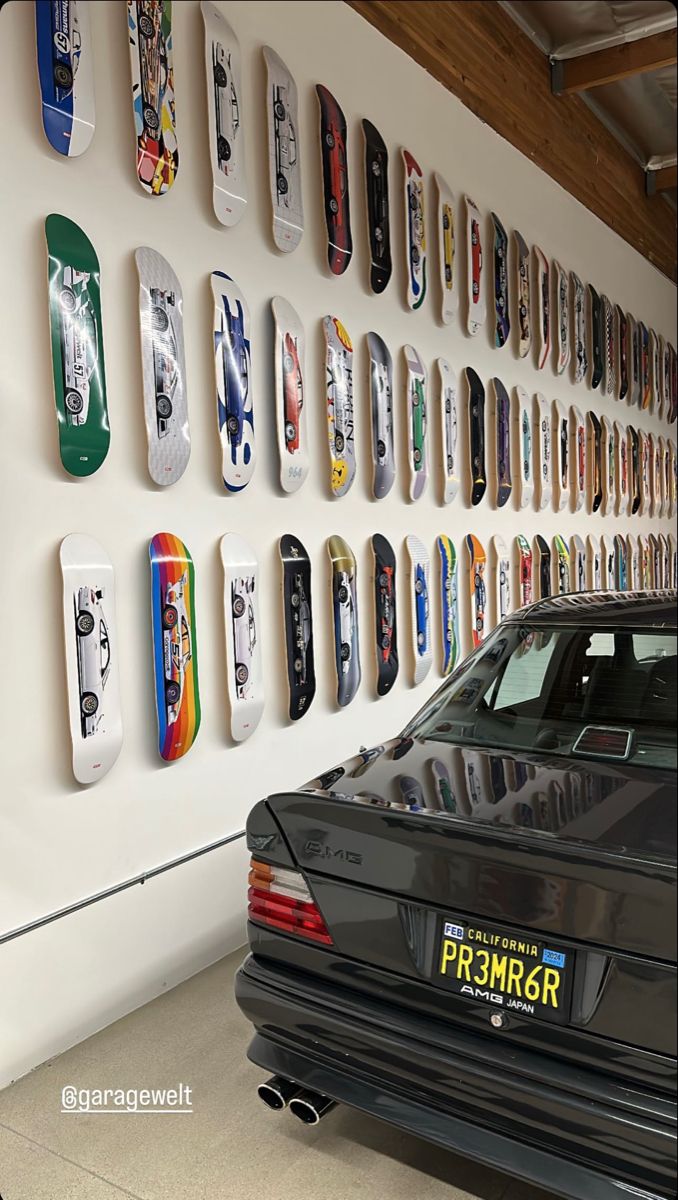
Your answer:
436,914 -> 573,1024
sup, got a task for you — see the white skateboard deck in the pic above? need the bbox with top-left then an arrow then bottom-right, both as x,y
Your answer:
220,534 -> 264,743
211,271 -> 254,492
570,535 -> 586,592
513,385 -> 534,510
465,195 -> 485,336
271,296 -> 309,494
492,535 -> 511,623
554,261 -> 570,375
553,400 -> 569,512
571,406 -> 585,513
127,1 -> 178,196
535,392 -> 552,511
650,434 -> 661,518
36,0 -> 95,157
572,272 -> 586,384
637,536 -> 649,589
60,534 -> 122,785
534,246 -> 550,370
402,149 -> 427,310
201,1 -> 247,226
614,419 -> 628,515
367,332 -> 395,500
587,534 -> 601,590
135,247 -> 190,487
601,534 -> 615,589
657,436 -> 667,518
627,534 -> 640,590
639,430 -> 650,516
514,231 -> 531,360
601,415 -> 614,516
434,173 -> 456,324
263,46 -> 303,252
437,358 -> 459,505
404,345 -> 428,501
405,535 -> 432,685
324,316 -> 355,498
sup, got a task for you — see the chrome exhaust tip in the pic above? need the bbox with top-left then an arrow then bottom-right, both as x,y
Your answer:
257,1075 -> 302,1111
289,1090 -> 337,1125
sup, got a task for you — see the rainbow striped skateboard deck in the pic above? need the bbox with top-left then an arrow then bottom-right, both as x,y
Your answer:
149,532 -> 200,761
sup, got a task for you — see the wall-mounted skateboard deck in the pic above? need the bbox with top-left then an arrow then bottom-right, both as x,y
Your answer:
272,296 -> 309,494
587,411 -> 603,514
570,534 -> 586,592
587,284 -> 604,390
211,270 -> 254,492
670,534 -> 678,588
367,332 -> 395,500
601,534 -> 615,589
466,534 -> 488,648
491,212 -> 510,348
127,0 -> 178,196
660,533 -> 670,589
36,0 -> 95,157
437,535 -> 459,676
435,173 -> 456,324
60,533 -> 122,785
221,534 -> 264,742
263,45 -> 302,250
601,415 -> 614,516
572,272 -> 587,384
650,433 -> 661,517
465,195 -> 485,335
650,329 -> 661,415
616,306 -> 628,401
639,429 -> 651,515
535,392 -> 552,511
640,322 -> 651,410
626,533 -> 639,590
628,315 -> 641,407
437,358 -> 460,505
371,534 -> 398,696
405,535 -> 432,684
613,534 -> 627,590
134,246 -> 190,487
629,424 -> 641,514
587,534 -> 601,590
662,339 -> 671,417
554,261 -> 569,375
636,535 -> 648,589
514,230 -> 531,359
513,385 -> 533,510
534,535 -> 552,599
657,435 -> 667,518
572,405 -> 586,513
45,213 -> 110,477
324,315 -> 355,498
553,534 -> 570,595
403,149 -> 427,309
516,534 -> 533,608
328,535 -> 360,707
615,419 -> 628,514
554,400 -> 569,512
467,367 -> 486,506
149,532 -> 200,762
669,439 -> 677,516
279,535 -> 315,721
317,84 -> 352,275
363,119 -> 391,293
404,345 -> 428,501
492,535 -> 511,622
534,246 -> 550,370
602,295 -> 615,396
492,377 -> 512,507
201,2 -> 246,224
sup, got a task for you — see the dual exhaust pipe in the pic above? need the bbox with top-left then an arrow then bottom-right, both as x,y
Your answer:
257,1075 -> 336,1125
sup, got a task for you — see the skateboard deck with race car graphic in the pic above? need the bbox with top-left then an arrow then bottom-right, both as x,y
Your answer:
626,533 -> 639,590
535,392 -> 552,511
629,424 -> 641,514
513,385 -> 534,510
263,45 -> 302,251
572,405 -> 586,513
403,149 -> 427,310
601,534 -> 615,589
467,367 -> 486,507
491,212 -> 510,348
639,429 -> 651,515
279,534 -> 315,721
628,315 -> 641,407
554,261 -> 569,375
45,213 -> 109,478
437,535 -> 459,676
134,246 -> 190,487
514,231 -> 531,359
534,246 -> 550,370
127,1 -> 178,196
492,535 -> 511,622
220,534 -> 264,742
570,535 -> 586,593
328,535 -> 360,707
492,377 -> 512,508
404,345 -> 428,501
317,84 -> 352,276
586,534 -> 601,590
36,0 -> 95,157
60,533 -> 122,785
435,173 -> 456,324
553,534 -> 570,595
587,285 -> 604,390
363,120 -> 391,293
437,359 -> 460,505
324,315 -> 355,498
601,415 -> 614,516
367,332 -> 395,500
554,400 -> 569,512
534,535 -> 552,599
465,196 -> 485,336
405,535 -> 432,684
586,411 -> 603,514
272,296 -> 309,494
202,2 -> 246,225
211,271 -> 254,492
613,534 -> 628,590
572,273 -> 587,384
640,322 -> 651,410
371,534 -> 398,696
602,295 -> 615,396
616,306 -> 628,401
465,534 -> 487,648
615,419 -> 628,514
149,532 -> 200,762
516,534 -> 533,608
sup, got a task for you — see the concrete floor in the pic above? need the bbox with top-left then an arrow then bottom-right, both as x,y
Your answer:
0,949 -> 557,1200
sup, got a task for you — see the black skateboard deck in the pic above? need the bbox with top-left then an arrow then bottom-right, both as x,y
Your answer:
371,534 -> 398,697
493,376 -> 512,507
616,306 -> 628,401
491,212 -> 509,348
629,425 -> 641,514
588,412 -> 603,513
317,84 -> 352,276
362,119 -> 391,294
535,535 -> 552,599
279,534 -> 315,721
466,367 -> 486,507
588,284 -> 604,390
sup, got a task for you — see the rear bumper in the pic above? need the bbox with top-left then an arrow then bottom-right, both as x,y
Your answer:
235,952 -> 676,1200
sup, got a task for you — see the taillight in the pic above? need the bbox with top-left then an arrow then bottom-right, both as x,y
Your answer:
248,858 -> 333,946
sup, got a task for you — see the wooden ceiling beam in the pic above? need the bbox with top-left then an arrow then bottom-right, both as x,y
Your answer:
647,165 -> 678,195
551,29 -> 677,95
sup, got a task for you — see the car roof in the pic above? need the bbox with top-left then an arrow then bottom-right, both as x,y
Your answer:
507,590 -> 677,629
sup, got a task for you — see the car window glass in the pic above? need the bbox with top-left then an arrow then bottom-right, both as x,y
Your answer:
491,636 -> 557,709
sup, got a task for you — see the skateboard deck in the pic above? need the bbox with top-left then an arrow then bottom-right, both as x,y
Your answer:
492,377 -> 512,507
587,411 -> 602,514
572,406 -> 586,513
572,272 -> 587,383
513,385 -> 533,510
514,231 -> 531,359
363,120 -> 391,293
149,532 -> 200,762
272,296 -> 309,494
670,534 -> 677,589
639,429 -> 651,515
616,306 -> 628,401
640,322 -> 651,409
534,246 -> 550,370
466,534 -> 487,648
279,535 -> 315,721
263,45 -> 302,251
437,359 -> 459,505
437,535 -> 459,676
220,534 -> 264,742
650,433 -> 661,517
492,535 -> 511,622
467,367 -> 486,507
660,533 -> 670,589
534,535 -> 552,599
570,535 -> 586,593
602,295 -> 614,396
403,149 -> 427,309
626,533 -> 639,590
650,534 -> 661,588
127,1 -> 178,196
328,535 -> 360,707
371,534 -> 398,696
662,338 -> 671,417
367,332 -> 395,500
60,534 -> 122,785
134,246 -> 190,487
628,315 -> 641,407
36,0 -> 95,157
491,212 -> 510,348
553,534 -> 570,595
554,260 -> 569,375
535,392 -> 552,511
638,535 -> 650,589
601,534 -> 615,589
211,270 -> 254,492
629,424 -> 641,514
317,84 -> 352,276
202,2 -> 246,224
657,435 -> 667,518
670,439 -> 677,517
587,534 -> 601,590
601,415 -> 614,516
516,535 -> 533,608
615,420 -> 628,515
405,535 -> 432,683
614,534 -> 627,590
465,196 -> 485,335
671,345 -> 678,423
554,400 -> 569,512
435,173 -> 456,324
588,284 -> 604,390
324,316 -> 355,498
45,213 -> 109,477
650,329 -> 660,414
404,345 -> 428,501
657,335 -> 666,421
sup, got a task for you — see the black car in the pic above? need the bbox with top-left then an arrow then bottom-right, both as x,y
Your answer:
236,592 -> 677,1200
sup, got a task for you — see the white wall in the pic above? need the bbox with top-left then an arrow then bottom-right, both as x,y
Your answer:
0,0 -> 674,1088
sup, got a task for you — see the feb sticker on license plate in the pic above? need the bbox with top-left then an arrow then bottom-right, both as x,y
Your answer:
437,916 -> 573,1024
